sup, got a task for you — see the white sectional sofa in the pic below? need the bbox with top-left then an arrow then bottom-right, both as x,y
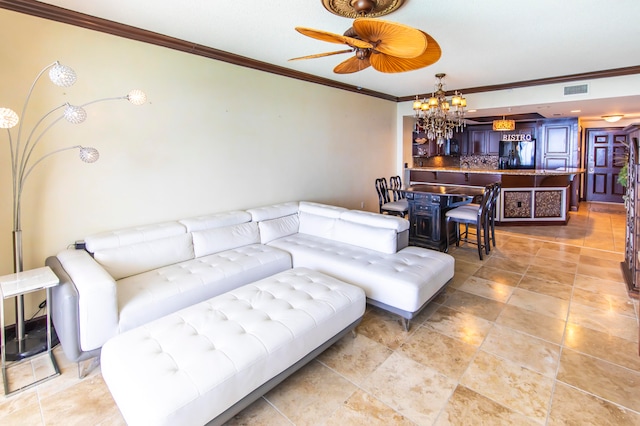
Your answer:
46,201 -> 455,364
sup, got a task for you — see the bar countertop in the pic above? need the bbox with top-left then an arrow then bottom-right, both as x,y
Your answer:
409,167 -> 585,175
402,183 -> 485,196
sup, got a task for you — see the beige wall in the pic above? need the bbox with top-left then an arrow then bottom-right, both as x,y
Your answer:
0,10 -> 397,320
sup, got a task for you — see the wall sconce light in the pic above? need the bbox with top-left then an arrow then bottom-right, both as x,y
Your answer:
0,61 -> 146,360
602,115 -> 623,123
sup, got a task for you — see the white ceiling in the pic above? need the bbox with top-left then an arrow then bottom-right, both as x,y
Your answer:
38,0 -> 640,122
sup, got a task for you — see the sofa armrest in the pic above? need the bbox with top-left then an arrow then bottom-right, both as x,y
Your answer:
50,249 -> 119,353
46,255 -> 98,362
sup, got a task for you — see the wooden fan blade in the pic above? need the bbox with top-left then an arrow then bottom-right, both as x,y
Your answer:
295,27 -> 373,49
333,56 -> 371,74
369,31 -> 441,73
352,18 -> 427,59
289,49 -> 353,61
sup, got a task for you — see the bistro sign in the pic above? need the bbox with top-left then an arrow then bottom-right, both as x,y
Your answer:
501,133 -> 533,141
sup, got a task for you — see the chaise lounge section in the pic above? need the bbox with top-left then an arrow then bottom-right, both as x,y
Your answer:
100,267 -> 366,426
248,201 -> 454,327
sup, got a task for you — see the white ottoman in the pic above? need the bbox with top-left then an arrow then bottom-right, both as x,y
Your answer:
101,267 -> 366,426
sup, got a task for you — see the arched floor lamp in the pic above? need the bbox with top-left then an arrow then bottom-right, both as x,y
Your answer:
0,61 -> 146,360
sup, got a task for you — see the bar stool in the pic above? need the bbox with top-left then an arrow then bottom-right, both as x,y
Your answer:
487,183 -> 501,250
389,176 -> 405,201
375,177 -> 408,217
389,175 -> 409,216
445,184 -> 493,260
452,182 -> 500,254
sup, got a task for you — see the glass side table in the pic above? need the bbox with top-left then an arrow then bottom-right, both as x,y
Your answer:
1,266 -> 60,396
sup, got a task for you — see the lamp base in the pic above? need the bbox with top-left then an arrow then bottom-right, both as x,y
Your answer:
3,316 -> 59,361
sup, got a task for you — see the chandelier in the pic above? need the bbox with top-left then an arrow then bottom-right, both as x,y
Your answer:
413,73 -> 467,145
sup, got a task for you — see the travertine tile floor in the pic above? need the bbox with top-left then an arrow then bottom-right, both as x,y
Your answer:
1,202 -> 639,425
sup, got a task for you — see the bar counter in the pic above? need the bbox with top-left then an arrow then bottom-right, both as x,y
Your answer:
409,167 -> 586,225
409,166 -> 584,176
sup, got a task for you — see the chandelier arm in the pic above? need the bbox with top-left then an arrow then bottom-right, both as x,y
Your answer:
15,145 -> 83,230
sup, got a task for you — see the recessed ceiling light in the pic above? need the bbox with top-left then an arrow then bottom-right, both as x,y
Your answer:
570,109 -> 581,113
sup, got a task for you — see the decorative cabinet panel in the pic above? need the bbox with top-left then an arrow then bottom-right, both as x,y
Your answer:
500,187 -> 567,222
545,126 -> 571,154
534,190 -> 563,217
487,131 -> 502,155
544,157 -> 569,169
503,190 -> 532,218
466,129 -> 504,155
540,118 -> 579,169
468,130 -> 487,154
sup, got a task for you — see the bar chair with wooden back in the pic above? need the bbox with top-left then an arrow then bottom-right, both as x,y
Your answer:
389,175 -> 409,217
486,182 -> 501,250
444,183 -> 494,260
375,177 -> 409,217
451,182 -> 501,253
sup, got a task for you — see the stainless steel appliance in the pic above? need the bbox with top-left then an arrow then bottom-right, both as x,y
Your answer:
499,139 -> 536,169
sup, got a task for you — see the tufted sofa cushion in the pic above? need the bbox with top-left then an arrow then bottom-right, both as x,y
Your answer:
116,244 -> 292,333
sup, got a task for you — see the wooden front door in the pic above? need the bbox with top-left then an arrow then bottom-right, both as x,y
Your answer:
586,129 -> 627,203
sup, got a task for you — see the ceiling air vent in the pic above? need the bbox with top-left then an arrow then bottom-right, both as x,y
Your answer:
563,84 -> 589,95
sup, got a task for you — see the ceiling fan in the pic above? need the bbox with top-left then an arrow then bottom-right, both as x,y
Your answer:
289,0 -> 441,74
